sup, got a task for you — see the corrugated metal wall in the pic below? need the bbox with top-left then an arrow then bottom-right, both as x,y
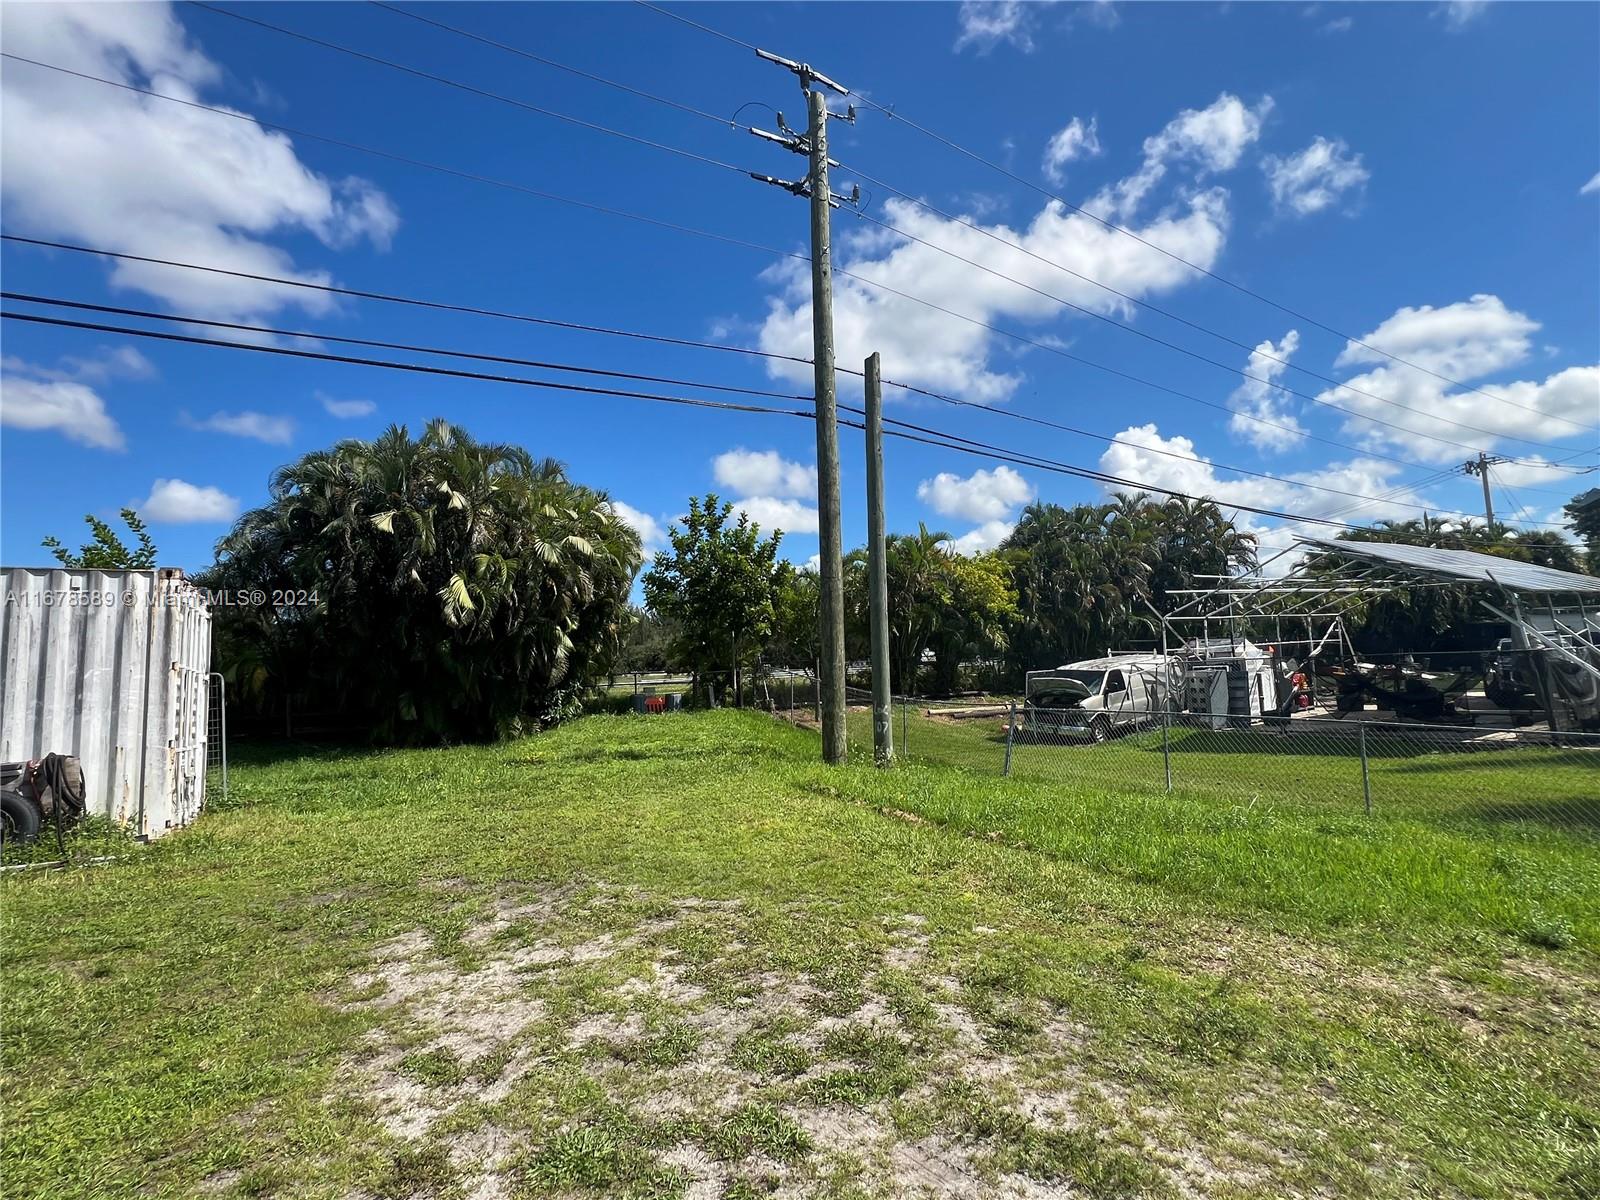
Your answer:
0,567 -> 213,837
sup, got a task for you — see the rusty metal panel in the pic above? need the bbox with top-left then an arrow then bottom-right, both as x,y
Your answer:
0,567 -> 213,838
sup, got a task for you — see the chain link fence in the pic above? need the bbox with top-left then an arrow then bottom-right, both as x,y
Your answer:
1003,706 -> 1600,830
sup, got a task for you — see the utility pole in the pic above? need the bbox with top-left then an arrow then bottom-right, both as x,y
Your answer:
1464,451 -> 1508,525
747,52 -> 857,765
864,352 -> 892,763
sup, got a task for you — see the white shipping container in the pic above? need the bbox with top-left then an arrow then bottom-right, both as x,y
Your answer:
1,567 -> 213,838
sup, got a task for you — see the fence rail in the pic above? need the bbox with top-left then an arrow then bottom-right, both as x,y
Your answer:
1005,707 -> 1600,829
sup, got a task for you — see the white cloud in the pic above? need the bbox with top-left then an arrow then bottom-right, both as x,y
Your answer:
954,1 -> 1041,52
1097,93 -> 1273,220
712,448 -> 817,499
948,519 -> 1017,555
1096,423 -> 1438,556
758,97 -> 1260,403
917,465 -> 1035,522
318,392 -> 376,419
1582,172 -> 1600,197
1262,136 -> 1369,217
608,500 -> 666,551
1435,1 -> 1490,30
1322,295 -> 1598,464
0,3 -> 398,321
1042,116 -> 1102,184
140,478 -> 240,523
1227,330 -> 1307,452
734,496 -> 820,535
1,375 -> 125,450
181,409 -> 294,444
1320,15 -> 1353,33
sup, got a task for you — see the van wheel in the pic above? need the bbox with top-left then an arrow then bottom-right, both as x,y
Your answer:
1089,715 -> 1111,743
1,792 -> 41,845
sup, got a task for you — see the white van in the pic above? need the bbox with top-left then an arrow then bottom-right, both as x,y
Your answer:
1022,655 -> 1173,742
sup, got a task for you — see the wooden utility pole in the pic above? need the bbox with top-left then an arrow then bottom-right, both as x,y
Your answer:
747,52 -> 856,764
1465,451 -> 1507,525
864,352 -> 892,763
807,85 -> 848,764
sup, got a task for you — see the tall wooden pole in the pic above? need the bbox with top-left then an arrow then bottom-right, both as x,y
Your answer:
807,86 -> 847,764
864,352 -> 892,763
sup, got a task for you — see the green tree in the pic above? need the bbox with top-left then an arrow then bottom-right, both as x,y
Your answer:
769,567 -> 823,669
1564,487 -> 1600,568
202,419 -> 641,742
42,509 -> 157,569
642,495 -> 788,706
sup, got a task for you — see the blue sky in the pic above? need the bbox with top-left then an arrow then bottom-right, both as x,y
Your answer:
3,0 -> 1597,579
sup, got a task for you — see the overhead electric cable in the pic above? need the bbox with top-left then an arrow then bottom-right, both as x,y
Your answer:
186,3 -> 754,178
631,0 -> 1590,417
2,299 -> 1569,530
15,48 -> 1560,469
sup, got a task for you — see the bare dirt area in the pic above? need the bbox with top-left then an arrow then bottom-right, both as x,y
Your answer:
323,882 -> 1356,1200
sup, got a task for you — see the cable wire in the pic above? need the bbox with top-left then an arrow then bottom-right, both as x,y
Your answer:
2,301 -> 1573,532
187,3 -> 754,178
632,0 -> 1591,416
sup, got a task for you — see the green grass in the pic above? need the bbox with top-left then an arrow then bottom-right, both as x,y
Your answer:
2,709 -> 1598,1199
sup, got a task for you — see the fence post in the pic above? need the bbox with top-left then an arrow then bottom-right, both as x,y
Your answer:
1358,720 -> 1372,815
1003,699 -> 1016,776
900,698 -> 909,761
1161,706 -> 1172,793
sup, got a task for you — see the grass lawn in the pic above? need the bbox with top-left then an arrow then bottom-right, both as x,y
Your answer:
3,710 -> 1598,1199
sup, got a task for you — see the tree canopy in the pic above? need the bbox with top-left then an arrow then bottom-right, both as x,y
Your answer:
642,494 -> 789,703
202,420 -> 641,742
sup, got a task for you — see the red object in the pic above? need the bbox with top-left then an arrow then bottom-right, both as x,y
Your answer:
646,696 -> 666,713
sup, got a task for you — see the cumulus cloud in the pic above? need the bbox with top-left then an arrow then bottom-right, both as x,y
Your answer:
318,392 -> 376,418
1096,423 -> 1443,565
734,496 -> 820,535
1096,93 -> 1273,220
1435,0 -> 1490,30
0,348 -> 153,449
1,375 -> 125,450
707,448 -> 819,536
607,500 -> 666,551
1042,116 -> 1102,184
181,409 -> 294,444
1323,295 -> 1599,464
954,1 -> 1043,52
0,2 -> 398,321
713,448 -> 817,499
140,478 -> 240,523
1582,172 -> 1600,197
1262,136 -> 1369,217
758,96 -> 1261,404
1227,330 -> 1307,452
917,465 -> 1035,522
948,519 -> 1018,555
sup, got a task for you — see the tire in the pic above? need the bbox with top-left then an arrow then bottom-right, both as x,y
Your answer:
1089,715 -> 1111,744
1,791 -> 41,845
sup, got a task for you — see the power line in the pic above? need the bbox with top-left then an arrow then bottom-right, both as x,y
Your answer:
187,3 -> 754,179
632,1 -> 1590,418
0,306 -> 1384,533
5,56 -> 1582,474
0,310 -> 818,422
0,292 -> 816,405
2,301 -> 1572,532
838,171 -> 1595,440
0,291 -> 1486,522
312,6 -> 1588,451
0,60 -> 1506,472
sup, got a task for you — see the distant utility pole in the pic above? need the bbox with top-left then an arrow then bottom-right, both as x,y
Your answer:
1464,451 -> 1509,524
864,352 -> 892,764
748,51 -> 859,765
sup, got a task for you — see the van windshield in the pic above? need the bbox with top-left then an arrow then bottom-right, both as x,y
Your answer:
1034,669 -> 1106,692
